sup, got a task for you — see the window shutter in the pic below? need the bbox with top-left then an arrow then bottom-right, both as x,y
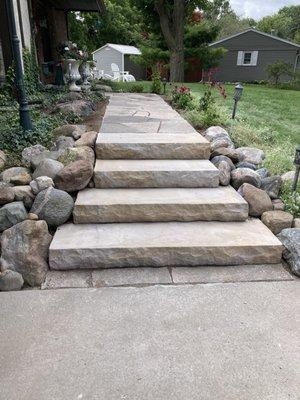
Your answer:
237,51 -> 243,66
251,51 -> 258,66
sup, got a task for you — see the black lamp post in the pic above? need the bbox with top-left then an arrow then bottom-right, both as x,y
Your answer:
292,146 -> 300,192
162,77 -> 167,94
6,0 -> 33,131
232,83 -> 243,119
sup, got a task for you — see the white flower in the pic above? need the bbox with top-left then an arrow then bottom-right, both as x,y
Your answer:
79,50 -> 83,56
64,47 -> 69,51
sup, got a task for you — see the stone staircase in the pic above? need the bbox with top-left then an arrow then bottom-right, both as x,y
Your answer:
49,93 -> 283,270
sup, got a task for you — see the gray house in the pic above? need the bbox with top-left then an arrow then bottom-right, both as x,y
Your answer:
209,28 -> 300,82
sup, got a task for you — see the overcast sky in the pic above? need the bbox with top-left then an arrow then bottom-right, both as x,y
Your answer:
230,0 -> 300,20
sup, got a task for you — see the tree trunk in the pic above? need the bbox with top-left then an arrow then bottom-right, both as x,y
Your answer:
170,49 -> 184,82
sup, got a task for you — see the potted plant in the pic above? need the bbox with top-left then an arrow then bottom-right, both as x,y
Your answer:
58,41 -> 83,92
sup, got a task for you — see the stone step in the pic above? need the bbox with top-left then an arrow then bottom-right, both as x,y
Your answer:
73,186 -> 248,223
94,159 -> 219,188
96,132 -> 210,159
49,219 -> 283,270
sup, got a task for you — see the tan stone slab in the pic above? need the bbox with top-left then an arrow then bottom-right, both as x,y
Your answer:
171,264 -> 293,284
73,186 -> 248,223
41,270 -> 92,289
49,219 -> 283,270
92,267 -> 172,287
96,133 -> 210,159
93,159 -> 219,188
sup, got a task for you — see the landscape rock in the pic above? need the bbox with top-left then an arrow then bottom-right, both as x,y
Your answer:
0,187 -> 15,205
1,167 -> 31,185
12,186 -> 35,209
27,213 -> 39,221
236,161 -> 257,170
256,168 -> 269,179
30,187 -> 74,227
22,144 -> 46,167
261,176 -> 282,199
74,131 -> 97,148
261,210 -> 293,235
30,176 -> 54,194
54,159 -> 93,192
236,147 -> 265,166
58,146 -> 95,167
281,170 -> 295,183
0,220 -> 52,286
52,136 -> 75,151
211,147 -> 240,163
0,201 -> 27,232
292,218 -> 300,228
272,199 -> 285,211
0,270 -> 24,291
211,155 -> 235,170
33,159 -> 64,180
0,150 -> 6,169
30,150 -> 61,169
277,228 -> 300,276
231,168 -> 261,190
238,183 -> 272,217
203,126 -> 230,142
93,84 -> 112,92
54,100 -> 94,118
218,161 -> 231,186
210,137 -> 234,151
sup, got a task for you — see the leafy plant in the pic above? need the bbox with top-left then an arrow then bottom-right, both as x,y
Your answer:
151,69 -> 162,94
171,85 -> 193,109
266,60 -> 293,85
128,84 -> 144,93
280,181 -> 300,217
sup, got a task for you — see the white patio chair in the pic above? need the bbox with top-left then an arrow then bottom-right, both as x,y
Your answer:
111,63 -> 136,82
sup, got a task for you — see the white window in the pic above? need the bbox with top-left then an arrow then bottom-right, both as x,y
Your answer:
237,51 -> 258,66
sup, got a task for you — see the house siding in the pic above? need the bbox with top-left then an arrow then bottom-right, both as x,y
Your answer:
211,30 -> 300,82
124,55 -> 146,80
93,47 -> 123,76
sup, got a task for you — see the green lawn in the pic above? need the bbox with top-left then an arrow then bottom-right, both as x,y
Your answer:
114,81 -> 300,175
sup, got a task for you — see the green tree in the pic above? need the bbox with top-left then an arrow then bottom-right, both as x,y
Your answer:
266,60 -> 293,85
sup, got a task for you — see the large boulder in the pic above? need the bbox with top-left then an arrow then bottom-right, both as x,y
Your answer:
54,159 -> 93,192
58,146 -> 95,167
203,126 -> 230,142
256,168 -> 269,179
236,147 -> 265,166
74,131 -> 97,148
231,168 -> 261,190
12,186 -> 35,209
292,218 -> 300,228
0,269 -> 24,291
272,199 -> 285,211
261,176 -> 282,199
0,150 -> 6,169
261,210 -> 293,235
0,220 -> 52,286
54,100 -> 94,118
33,159 -> 64,180
52,135 -> 75,151
58,92 -> 83,103
30,176 -> 54,195
281,170 -> 295,183
0,187 -> 15,205
0,201 -> 27,232
210,137 -> 234,151
52,124 -> 86,140
277,228 -> 300,276
1,167 -> 31,185
238,183 -> 272,217
30,150 -> 61,169
22,144 -> 46,167
218,161 -> 231,186
236,161 -> 257,170
211,147 -> 240,163
30,187 -> 74,227
211,155 -> 235,170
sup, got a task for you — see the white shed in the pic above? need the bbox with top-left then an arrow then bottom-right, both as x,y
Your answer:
92,43 -> 145,79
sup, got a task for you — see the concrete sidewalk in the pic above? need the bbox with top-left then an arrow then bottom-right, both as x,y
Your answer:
0,281 -> 299,400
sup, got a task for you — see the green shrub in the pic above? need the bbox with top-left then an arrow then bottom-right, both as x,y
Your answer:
128,84 -> 144,93
151,69 -> 162,94
280,181 -> 300,217
171,86 -> 194,110
184,106 -> 227,129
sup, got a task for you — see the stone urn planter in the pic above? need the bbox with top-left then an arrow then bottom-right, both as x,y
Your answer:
66,59 -> 81,92
81,61 -> 93,88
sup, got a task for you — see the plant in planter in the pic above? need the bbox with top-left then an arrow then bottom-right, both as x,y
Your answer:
80,50 -> 94,88
58,41 -> 84,92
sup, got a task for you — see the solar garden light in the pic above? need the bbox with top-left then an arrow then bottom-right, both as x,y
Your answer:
232,83 -> 244,119
162,77 -> 167,94
292,145 -> 300,192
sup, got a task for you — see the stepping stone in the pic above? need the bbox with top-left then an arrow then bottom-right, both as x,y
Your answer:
73,186 -> 248,223
49,219 -> 283,270
96,132 -> 210,159
93,159 -> 219,188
